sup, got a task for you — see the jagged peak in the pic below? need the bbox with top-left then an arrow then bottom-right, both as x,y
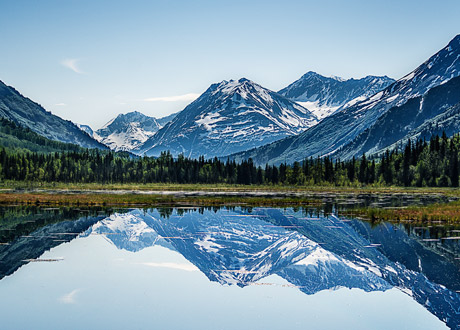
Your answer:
219,77 -> 256,86
298,71 -> 345,82
210,77 -> 267,97
99,111 -> 156,131
237,77 -> 251,84
117,110 -> 148,118
300,71 -> 320,79
447,34 -> 460,48
127,110 -> 143,115
298,71 -> 392,83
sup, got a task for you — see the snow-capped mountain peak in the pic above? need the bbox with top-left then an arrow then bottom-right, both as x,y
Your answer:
135,78 -> 318,158
213,78 -> 283,107
279,72 -> 395,119
232,35 -> 460,165
94,111 -> 177,152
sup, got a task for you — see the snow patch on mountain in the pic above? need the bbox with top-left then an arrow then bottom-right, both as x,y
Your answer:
83,211 -> 173,252
196,112 -> 226,131
279,72 -> 395,119
295,246 -> 340,266
296,101 -> 341,119
231,35 -> 460,165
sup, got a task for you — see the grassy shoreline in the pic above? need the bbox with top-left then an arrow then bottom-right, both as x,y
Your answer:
1,180 -> 460,196
339,200 -> 460,225
0,192 -> 324,208
0,182 -> 460,224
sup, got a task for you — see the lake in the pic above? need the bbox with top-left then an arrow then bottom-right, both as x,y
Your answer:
0,205 -> 459,329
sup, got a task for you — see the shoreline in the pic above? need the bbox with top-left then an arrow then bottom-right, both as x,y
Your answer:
0,186 -> 459,224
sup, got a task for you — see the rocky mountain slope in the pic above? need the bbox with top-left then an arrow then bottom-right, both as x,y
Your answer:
0,80 -> 106,149
335,74 -> 460,159
231,35 -> 460,165
95,111 -> 160,151
136,78 -> 318,158
279,72 -> 394,119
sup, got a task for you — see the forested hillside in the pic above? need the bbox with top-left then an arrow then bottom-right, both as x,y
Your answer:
1,125 -> 459,187
0,117 -> 85,153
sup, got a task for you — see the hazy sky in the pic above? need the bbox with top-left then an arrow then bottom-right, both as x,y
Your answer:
1,0 -> 459,128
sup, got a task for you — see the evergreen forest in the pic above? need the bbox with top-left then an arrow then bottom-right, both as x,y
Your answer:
0,115 -> 459,187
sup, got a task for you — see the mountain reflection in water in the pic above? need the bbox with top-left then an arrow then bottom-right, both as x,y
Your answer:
0,206 -> 459,329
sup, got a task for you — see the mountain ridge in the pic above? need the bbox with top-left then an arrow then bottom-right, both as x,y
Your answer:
230,35 -> 460,165
0,80 -> 106,149
136,78 -> 318,158
279,72 -> 395,119
87,110 -> 178,152
335,75 -> 460,159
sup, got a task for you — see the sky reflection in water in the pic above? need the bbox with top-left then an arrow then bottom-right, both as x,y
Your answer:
0,206 -> 458,330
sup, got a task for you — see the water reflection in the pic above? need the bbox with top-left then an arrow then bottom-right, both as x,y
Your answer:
1,206 -> 459,329
0,207 -> 116,279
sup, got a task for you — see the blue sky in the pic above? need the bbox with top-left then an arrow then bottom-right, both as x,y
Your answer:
0,0 -> 459,128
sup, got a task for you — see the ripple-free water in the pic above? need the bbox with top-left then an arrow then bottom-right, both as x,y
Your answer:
0,206 -> 459,329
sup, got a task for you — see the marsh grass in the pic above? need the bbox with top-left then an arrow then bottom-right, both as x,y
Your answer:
341,200 -> 460,224
0,192 -> 322,208
2,180 -> 460,196
2,183 -> 460,223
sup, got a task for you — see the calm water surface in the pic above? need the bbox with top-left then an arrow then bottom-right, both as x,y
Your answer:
0,205 -> 459,329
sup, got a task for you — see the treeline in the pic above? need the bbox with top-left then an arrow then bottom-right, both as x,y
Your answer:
0,132 -> 459,187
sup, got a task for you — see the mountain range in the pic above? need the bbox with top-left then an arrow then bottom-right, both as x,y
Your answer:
335,74 -> 460,159
91,74 -> 394,156
1,35 -> 460,165
232,34 -> 460,164
135,78 -> 318,158
278,72 -> 395,119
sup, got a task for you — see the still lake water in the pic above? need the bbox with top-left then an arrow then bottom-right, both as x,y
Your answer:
0,205 -> 459,329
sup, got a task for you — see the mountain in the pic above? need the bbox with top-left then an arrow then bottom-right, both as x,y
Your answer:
77,123 -> 95,137
0,117 -> 92,153
135,78 -> 318,158
95,111 -> 177,152
231,35 -> 460,165
399,101 -> 460,144
335,75 -> 460,159
0,80 -> 106,149
279,72 -> 395,119
156,111 -> 179,127
86,209 -> 391,291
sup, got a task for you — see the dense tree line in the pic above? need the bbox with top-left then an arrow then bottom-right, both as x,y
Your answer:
1,131 -> 459,187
